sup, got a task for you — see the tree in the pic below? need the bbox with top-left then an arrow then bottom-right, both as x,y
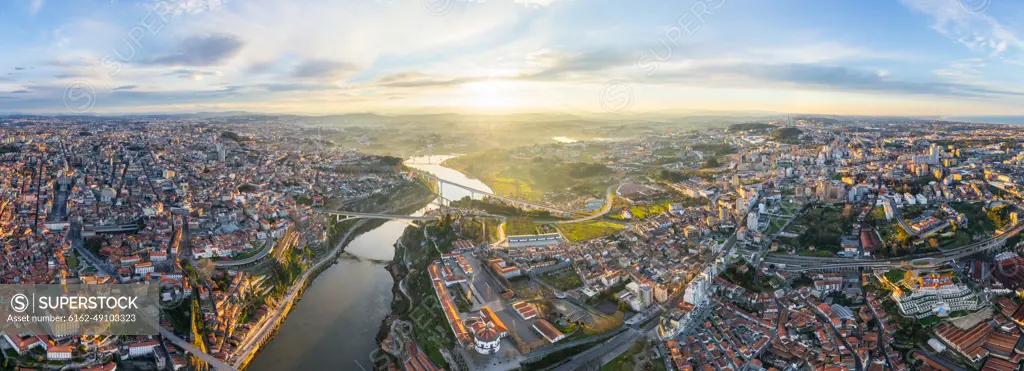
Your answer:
702,157 -> 721,169
195,259 -> 215,284
377,155 -> 403,167
988,205 -> 1008,229
769,127 -> 803,142
220,131 -> 248,142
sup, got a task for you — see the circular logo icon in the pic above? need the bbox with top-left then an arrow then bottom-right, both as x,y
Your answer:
599,80 -> 634,114
63,81 -> 96,114
11,293 -> 29,313
421,0 -> 455,16
959,0 -> 991,15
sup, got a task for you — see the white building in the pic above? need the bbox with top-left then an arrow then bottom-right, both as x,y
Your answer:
746,211 -> 759,232
904,192 -> 916,205
135,262 -> 154,275
891,278 -> 980,319
883,200 -> 894,221
127,340 -> 161,358
46,346 -> 72,361
683,273 -> 711,306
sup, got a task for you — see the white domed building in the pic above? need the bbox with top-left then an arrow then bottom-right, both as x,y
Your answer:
466,318 -> 501,354
464,306 -> 509,355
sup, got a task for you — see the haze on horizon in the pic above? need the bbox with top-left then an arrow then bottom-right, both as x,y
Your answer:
2,0 -> 1024,116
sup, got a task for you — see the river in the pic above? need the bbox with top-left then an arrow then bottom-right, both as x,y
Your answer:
249,155 -> 492,371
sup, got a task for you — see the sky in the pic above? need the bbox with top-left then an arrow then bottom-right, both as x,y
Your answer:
1,0 -> 1024,116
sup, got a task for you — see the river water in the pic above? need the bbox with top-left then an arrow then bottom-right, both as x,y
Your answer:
249,155 -> 492,370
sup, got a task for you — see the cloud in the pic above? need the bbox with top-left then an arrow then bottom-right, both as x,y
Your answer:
14,67 -> 25,71
519,49 -> 635,80
374,73 -> 488,89
11,90 -> 30,94
29,0 -> 44,15
114,85 -> 138,91
254,82 -> 342,92
932,58 -> 986,79
166,69 -> 223,80
901,0 -> 1024,56
290,59 -> 359,80
512,0 -> 570,7
656,62 -> 1024,98
153,0 -> 227,15
377,72 -> 428,84
147,34 -> 245,66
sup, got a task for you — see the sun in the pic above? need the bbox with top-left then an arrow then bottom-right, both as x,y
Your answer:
458,80 -> 522,110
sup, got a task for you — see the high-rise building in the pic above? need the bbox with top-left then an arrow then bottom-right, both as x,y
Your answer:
640,284 -> 653,308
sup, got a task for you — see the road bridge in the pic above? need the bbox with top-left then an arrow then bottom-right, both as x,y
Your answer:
312,209 -> 439,221
214,239 -> 275,268
158,326 -> 239,370
414,171 -> 573,215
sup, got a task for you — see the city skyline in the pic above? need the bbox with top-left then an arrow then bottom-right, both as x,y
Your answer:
1,0 -> 1024,115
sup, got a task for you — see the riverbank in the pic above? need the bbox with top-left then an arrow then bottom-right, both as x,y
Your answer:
237,191 -> 435,370
245,156 -> 483,370
375,214 -> 452,368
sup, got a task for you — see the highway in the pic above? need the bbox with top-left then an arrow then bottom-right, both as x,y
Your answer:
213,239 -> 275,267
551,184 -> 620,224
553,328 -> 641,371
765,220 -> 1024,271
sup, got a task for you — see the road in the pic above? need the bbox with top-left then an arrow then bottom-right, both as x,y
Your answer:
551,184 -> 620,224
213,239 -> 275,267
765,218 -> 1024,271
552,328 -> 640,371
159,327 -> 238,371
69,223 -> 119,280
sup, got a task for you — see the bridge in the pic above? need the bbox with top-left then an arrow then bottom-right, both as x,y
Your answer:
414,171 -> 573,215
312,209 -> 439,221
214,239 -> 275,268
766,220 -> 1024,272
159,327 -> 239,370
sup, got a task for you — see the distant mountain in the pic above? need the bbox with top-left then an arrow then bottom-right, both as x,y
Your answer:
947,116 -> 1024,125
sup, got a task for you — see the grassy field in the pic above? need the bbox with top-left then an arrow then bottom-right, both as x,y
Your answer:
628,200 -> 672,220
599,340 -> 666,371
505,218 -> 558,236
764,217 -> 788,235
443,151 -> 616,202
506,218 -> 540,235
66,252 -> 79,270
951,202 -> 997,233
938,230 -> 972,249
884,269 -> 907,283
557,221 -> 624,241
540,269 -> 584,291
487,175 -> 545,201
601,352 -> 636,371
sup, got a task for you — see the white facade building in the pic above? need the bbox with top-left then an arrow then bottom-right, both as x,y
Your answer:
892,281 -> 980,318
